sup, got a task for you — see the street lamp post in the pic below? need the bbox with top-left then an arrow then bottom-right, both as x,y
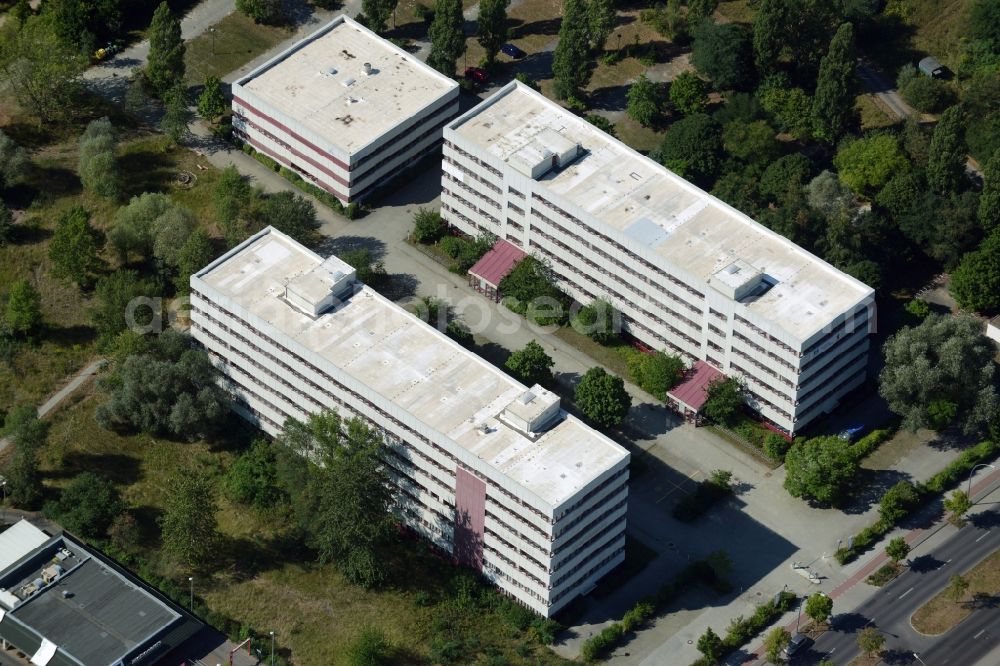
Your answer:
1,480 -> 7,502
913,652 -> 927,666
795,597 -> 804,632
967,463 -> 998,497
270,631 -> 275,666
210,27 -> 216,55
188,577 -> 194,612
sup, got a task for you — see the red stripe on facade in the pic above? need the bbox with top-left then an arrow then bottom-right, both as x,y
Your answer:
240,135 -> 350,202
234,96 -> 352,170
454,467 -> 486,572
236,115 -> 352,188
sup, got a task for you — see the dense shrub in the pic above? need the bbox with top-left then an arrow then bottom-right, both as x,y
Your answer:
673,470 -> 733,522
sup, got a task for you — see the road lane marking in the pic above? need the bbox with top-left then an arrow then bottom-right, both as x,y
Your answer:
975,629 -> 986,639
975,531 -> 989,542
899,587 -> 914,599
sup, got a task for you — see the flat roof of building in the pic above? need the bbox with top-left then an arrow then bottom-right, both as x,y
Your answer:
237,15 -> 458,155
0,520 -> 48,574
195,228 -> 629,509
449,83 -> 874,341
0,529 -> 195,666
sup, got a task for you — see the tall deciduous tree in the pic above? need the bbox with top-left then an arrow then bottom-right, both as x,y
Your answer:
49,206 -> 104,288
833,134 -> 910,196
950,230 -> 1000,313
78,117 -> 120,200
811,22 -> 856,144
978,150 -> 1000,233
783,436 -> 858,505
764,627 -> 791,664
110,192 -> 195,262
669,71 -> 708,115
626,74 -> 661,127
146,2 -> 185,96
690,20 -> 754,90
5,279 -> 41,338
0,131 -> 29,190
943,490 -> 972,524
657,113 -> 722,186
879,314 -> 1000,434
805,592 -> 833,624
702,377 -> 746,426
885,536 -> 910,564
552,0 -> 591,100
160,468 -> 221,570
90,270 -> 158,346
696,627 -> 723,662
362,0 -> 398,33
161,84 -> 192,143
174,229 -> 215,294
255,191 -> 319,243
2,404 -> 46,509
197,76 -> 226,121
857,627 -> 885,657
0,14 -> 85,123
427,0 -> 465,75
48,472 -> 124,539
752,0 -> 788,75
575,367 -> 632,428
926,106 -> 968,194
476,0 -> 509,65
687,0 -> 718,22
588,0 -> 616,52
504,340 -> 554,386
278,410 -> 395,588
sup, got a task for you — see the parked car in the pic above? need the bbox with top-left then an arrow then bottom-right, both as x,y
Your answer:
464,67 -> 489,84
838,423 -> 866,442
782,633 -> 812,659
501,43 -> 527,59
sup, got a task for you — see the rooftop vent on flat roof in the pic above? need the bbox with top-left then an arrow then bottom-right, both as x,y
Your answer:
342,77 -> 356,87
363,62 -> 372,75
501,385 -> 560,436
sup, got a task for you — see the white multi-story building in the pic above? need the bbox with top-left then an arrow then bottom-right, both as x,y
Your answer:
189,227 -> 630,617
441,82 -> 876,436
231,15 -> 459,204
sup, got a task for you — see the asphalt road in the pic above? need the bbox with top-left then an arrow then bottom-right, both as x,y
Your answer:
798,510 -> 1000,666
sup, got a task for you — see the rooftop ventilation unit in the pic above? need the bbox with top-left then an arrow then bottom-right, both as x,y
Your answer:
506,129 -> 580,179
285,256 -> 357,316
363,62 -> 373,75
342,77 -> 356,87
501,385 -> 560,435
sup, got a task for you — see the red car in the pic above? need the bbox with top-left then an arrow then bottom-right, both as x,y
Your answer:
464,67 -> 489,84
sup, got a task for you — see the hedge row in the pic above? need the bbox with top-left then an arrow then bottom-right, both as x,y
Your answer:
238,142 -> 362,219
580,557 -> 732,662
848,426 -> 896,460
690,590 -> 798,666
836,439 -> 999,564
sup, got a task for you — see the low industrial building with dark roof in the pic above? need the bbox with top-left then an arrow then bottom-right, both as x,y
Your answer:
0,520 -> 202,666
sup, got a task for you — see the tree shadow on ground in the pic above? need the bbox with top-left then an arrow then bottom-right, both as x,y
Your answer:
315,235 -> 387,261
839,468 -> 913,515
587,84 -> 630,113
468,341 -> 511,369
926,428 -> 976,452
970,511 -> 1000,529
46,452 -> 143,485
119,148 -> 182,198
45,325 -> 98,348
909,553 -> 946,574
513,17 -> 563,39
882,648 -> 921,664
830,611 -> 870,633
28,166 -> 82,200
129,505 -> 164,547
377,273 -> 420,301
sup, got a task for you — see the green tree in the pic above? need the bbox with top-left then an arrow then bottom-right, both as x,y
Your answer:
626,75 -> 661,127
764,626 -> 791,664
362,0 -> 399,33
758,80 -> 812,140
49,207 -> 103,288
347,627 -> 392,666
669,71 -> 709,115
696,626 -> 724,662
3,403 -> 47,449
879,314 -> 999,434
0,202 -> 12,248
969,0 -> 1000,51
902,75 -> 954,113
0,13 -> 85,123
702,377 -> 745,427
146,2 -> 185,96
279,411 -> 395,587
110,192 -> 194,263
627,352 -> 685,400
978,150 -> 1000,233
784,436 -> 859,505
427,0 -> 465,75
197,76 -> 226,121
811,22 -> 856,143
752,0 -> 788,75
78,117 -> 119,200
256,191 -> 319,243
879,480 -> 920,524
687,0 -> 718,22
857,627 -> 884,657
760,153 -> 813,206
0,130 -> 29,190
225,439 -> 283,509
48,472 -> 124,539
589,0 -> 616,52
833,134 -> 910,196
160,468 -> 221,570
95,330 -> 231,439
161,84 -> 192,143
586,114 -> 616,136
173,228 -> 215,294
807,170 -> 854,220
498,255 -> 566,325
943,489 -> 973,525
12,0 -> 31,27
722,119 -> 779,167
691,20 -> 754,90
573,299 -> 619,344
552,0 -> 591,101
947,573 -> 969,602
805,592 -> 833,624
341,248 -> 387,287
575,367 -> 631,428
214,165 -> 254,243
885,536 -> 910,564
5,278 -> 41,338
2,404 -> 46,508
476,0 -> 509,65
504,340 -> 554,386
926,106 -> 968,194
657,113 -> 722,186
411,207 -> 447,244
950,231 -> 1000,312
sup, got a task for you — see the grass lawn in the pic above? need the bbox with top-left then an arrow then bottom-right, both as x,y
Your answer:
36,392 -> 573,666
552,326 -> 635,380
716,0 -> 755,24
0,108 -> 224,416
614,115 -> 665,154
183,12 -> 294,85
911,547 -> 1000,635
902,0 -> 972,69
856,94 -> 900,131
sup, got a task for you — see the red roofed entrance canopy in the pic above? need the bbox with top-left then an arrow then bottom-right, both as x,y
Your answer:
468,239 -> 526,302
668,361 -> 724,424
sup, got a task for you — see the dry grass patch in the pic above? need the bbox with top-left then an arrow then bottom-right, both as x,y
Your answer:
507,0 -> 563,59
184,12 -> 293,84
911,548 -> 1000,635
613,115 -> 664,153
716,0 -> 755,24
856,94 -> 900,130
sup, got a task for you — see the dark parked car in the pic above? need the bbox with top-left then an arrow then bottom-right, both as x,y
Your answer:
501,43 -> 527,59
838,423 -> 866,442
783,633 -> 812,659
464,67 -> 489,84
